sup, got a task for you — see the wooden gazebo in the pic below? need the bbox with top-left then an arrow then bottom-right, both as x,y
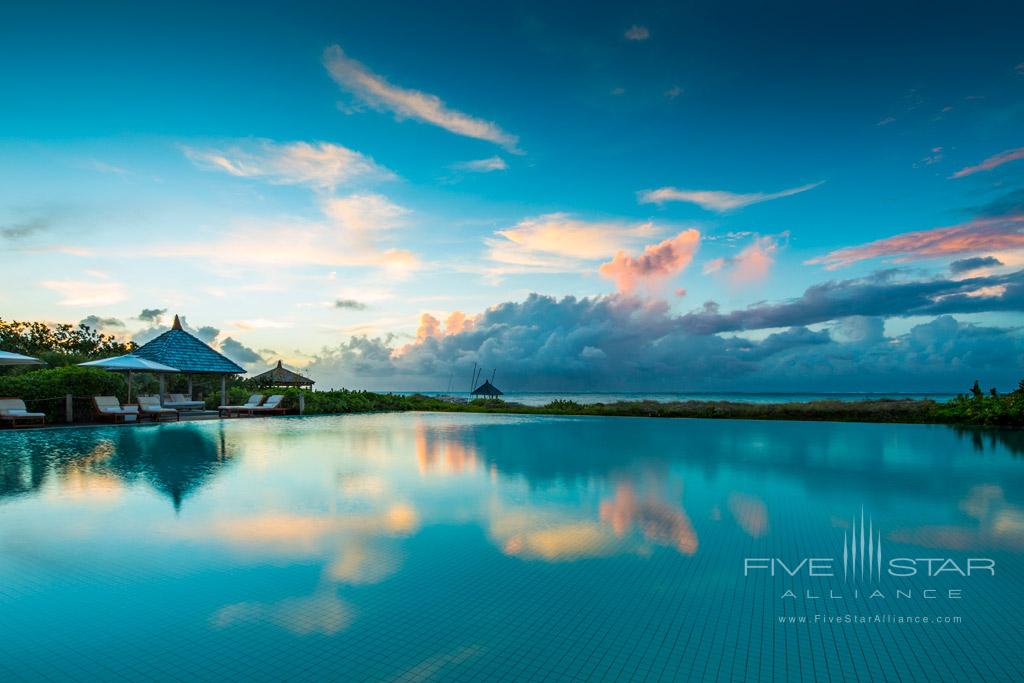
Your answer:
251,360 -> 314,389
133,315 -> 245,404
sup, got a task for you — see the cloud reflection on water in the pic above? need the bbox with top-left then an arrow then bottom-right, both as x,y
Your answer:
3,413 -> 1024,642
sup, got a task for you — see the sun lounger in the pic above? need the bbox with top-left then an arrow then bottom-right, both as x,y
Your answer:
93,396 -> 140,423
137,395 -> 180,422
218,394 -> 264,418
247,394 -> 287,416
0,398 -> 46,429
162,393 -> 206,411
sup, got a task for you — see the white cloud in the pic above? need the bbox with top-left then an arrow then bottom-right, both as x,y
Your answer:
183,140 -> 392,190
144,215 -> 419,276
182,139 -> 412,275
40,276 -> 127,307
454,156 -> 508,172
229,319 -> 294,331
639,182 -> 822,212
624,25 -> 650,41
486,213 -> 662,274
323,45 -> 520,152
321,193 -> 409,232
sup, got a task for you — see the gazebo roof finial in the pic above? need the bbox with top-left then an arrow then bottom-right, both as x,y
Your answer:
171,314 -> 183,331
277,359 -> 283,368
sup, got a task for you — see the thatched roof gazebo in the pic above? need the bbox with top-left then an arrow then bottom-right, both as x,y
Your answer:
251,360 -> 314,389
471,380 -> 503,398
134,315 -> 245,405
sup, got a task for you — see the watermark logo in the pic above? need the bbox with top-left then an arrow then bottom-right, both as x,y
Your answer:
843,507 -> 882,582
742,506 -> 995,603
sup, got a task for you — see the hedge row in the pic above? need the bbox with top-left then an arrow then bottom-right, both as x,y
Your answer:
0,367 -> 127,421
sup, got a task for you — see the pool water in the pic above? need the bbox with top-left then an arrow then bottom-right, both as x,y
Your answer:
1,413 -> 1022,681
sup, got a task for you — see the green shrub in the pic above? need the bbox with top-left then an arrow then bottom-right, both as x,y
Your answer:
545,399 -> 583,412
4,369 -> 1023,428
934,388 -> 1024,427
0,366 -> 126,421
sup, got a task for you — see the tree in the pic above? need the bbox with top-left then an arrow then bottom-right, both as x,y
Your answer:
0,319 -> 135,365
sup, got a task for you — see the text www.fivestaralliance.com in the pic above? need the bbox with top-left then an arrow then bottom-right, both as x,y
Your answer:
778,614 -> 962,625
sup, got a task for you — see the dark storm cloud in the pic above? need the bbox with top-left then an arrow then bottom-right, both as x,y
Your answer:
949,256 -> 1003,273
138,308 -> 167,322
80,315 -> 125,331
132,316 -> 218,346
194,326 -> 221,344
219,337 -> 264,366
969,189 -> 1024,218
306,278 -> 1024,393
675,270 -> 1024,335
0,217 -> 51,240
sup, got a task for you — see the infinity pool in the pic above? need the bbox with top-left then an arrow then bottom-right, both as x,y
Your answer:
1,414 -> 1022,681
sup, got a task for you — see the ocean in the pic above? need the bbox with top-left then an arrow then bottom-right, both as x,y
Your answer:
394,391 -> 959,406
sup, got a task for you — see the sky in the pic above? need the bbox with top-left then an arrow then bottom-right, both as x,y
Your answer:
1,0 -> 1023,392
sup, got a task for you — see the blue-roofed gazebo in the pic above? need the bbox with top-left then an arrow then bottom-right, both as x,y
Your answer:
134,315 -> 245,405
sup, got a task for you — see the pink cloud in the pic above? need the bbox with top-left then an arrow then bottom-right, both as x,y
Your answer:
444,311 -> 475,335
951,147 -> 1024,178
807,215 -> 1024,269
702,235 -> 781,284
599,229 -> 700,293
415,313 -> 442,343
732,238 -> 776,283
405,310 -> 477,352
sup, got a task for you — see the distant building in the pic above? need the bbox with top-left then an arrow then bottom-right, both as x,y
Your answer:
251,360 -> 315,389
471,380 -> 503,398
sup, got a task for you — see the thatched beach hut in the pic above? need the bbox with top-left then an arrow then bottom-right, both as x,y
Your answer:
251,360 -> 314,389
471,380 -> 503,398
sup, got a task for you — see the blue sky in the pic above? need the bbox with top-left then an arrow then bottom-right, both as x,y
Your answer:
2,0 -> 1023,391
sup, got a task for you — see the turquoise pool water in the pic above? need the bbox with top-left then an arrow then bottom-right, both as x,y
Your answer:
1,413 -> 1022,681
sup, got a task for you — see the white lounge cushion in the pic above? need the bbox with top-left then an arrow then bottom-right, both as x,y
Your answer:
138,397 -> 174,412
220,394 -> 264,410
0,409 -> 43,417
0,399 -> 29,413
98,406 -> 138,415
251,396 -> 284,410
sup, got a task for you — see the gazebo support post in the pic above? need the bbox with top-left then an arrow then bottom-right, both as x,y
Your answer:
221,375 -> 227,407
159,374 -> 166,400
188,374 -> 193,399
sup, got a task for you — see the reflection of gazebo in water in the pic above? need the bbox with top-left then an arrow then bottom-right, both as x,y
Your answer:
0,424 -> 233,512
107,424 -> 231,511
134,315 -> 245,402
251,360 -> 314,389
471,380 -> 503,398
